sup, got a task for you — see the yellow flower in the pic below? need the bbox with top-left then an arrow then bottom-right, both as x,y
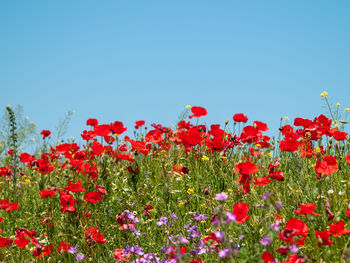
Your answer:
267,152 -> 272,157
336,102 -> 340,106
202,155 -> 209,161
320,91 -> 328,98
24,179 -> 31,183
200,203 -> 207,208
187,188 -> 194,195
186,105 -> 192,109
315,147 -> 321,153
284,116 -> 289,120
200,220 -> 206,224
327,189 -> 334,194
345,108 -> 350,112
178,201 -> 184,207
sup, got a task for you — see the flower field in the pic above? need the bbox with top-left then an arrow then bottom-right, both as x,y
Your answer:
1,95 -> 350,262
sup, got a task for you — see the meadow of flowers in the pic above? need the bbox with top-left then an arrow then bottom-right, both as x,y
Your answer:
1,93 -> 350,262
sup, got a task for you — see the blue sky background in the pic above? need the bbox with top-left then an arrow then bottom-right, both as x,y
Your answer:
1,1 -> 350,144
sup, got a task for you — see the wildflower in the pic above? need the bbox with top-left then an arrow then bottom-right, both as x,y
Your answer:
328,190 -> 334,194
215,192 -> 228,201
171,213 -> 178,220
84,191 -> 102,204
189,106 -> 208,119
271,223 -> 280,231
262,251 -> 274,263
218,248 -> 230,258
259,235 -> 273,246
76,253 -> 85,261
186,105 -> 191,109
157,216 -> 167,227
345,108 -> 350,112
178,201 -> 184,207
289,244 -> 299,253
201,155 -> 209,161
135,120 -> 145,129
40,130 -> 51,139
233,113 -> 248,123
187,188 -> 194,195
262,193 -> 270,201
294,203 -> 319,216
315,156 -> 338,177
193,213 -> 207,221
232,203 -> 249,224
68,245 -> 78,254
315,230 -> 333,246
276,202 -> 283,210
336,102 -> 340,106
320,91 -> 328,98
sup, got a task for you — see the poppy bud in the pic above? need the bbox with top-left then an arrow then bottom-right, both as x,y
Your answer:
203,187 -> 210,195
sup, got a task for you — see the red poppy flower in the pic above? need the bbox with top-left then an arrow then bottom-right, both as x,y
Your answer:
39,189 -> 56,198
262,251 -> 274,263
65,180 -> 85,193
232,202 -> 250,224
114,248 -> 130,262
279,139 -> 300,152
346,154 -> 350,166
87,118 -> 98,126
254,121 -> 269,132
346,208 -> 350,218
0,237 -> 13,247
20,153 -> 34,163
84,191 -> 102,204
58,241 -> 71,253
14,236 -> 30,248
294,117 -> 312,128
332,130 -> 348,141
235,161 -> 258,175
328,221 -> 350,237
58,191 -> 77,213
315,156 -> 338,176
5,202 -> 18,212
279,218 -> 309,246
40,130 -> 51,139
145,130 -> 162,143
96,185 -> 107,195
189,106 -> 208,119
233,113 -> 248,123
111,121 -> 127,135
135,120 -> 145,129
240,126 -> 260,143
315,230 -> 333,246
294,203 -> 319,216
253,176 -> 270,186
283,254 -> 304,263
86,226 -> 107,244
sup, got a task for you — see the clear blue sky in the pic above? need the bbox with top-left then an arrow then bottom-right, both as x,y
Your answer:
1,1 -> 350,142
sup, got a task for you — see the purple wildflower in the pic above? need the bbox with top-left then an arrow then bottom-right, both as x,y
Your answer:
157,216 -> 168,226
259,235 -> 273,246
226,212 -> 236,223
171,213 -> 178,220
276,201 -> 283,210
262,193 -> 270,201
289,244 -> 299,253
215,192 -> 228,201
218,248 -> 230,258
76,253 -> 85,261
68,245 -> 78,254
193,213 -> 207,221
